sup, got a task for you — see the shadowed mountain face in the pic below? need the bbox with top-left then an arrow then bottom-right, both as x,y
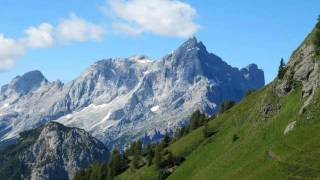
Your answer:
0,122 -> 109,180
0,37 -> 264,149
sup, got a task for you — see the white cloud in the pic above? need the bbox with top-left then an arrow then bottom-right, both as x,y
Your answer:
106,0 -> 200,38
0,34 -> 25,71
57,14 -> 105,42
112,23 -> 143,36
22,23 -> 54,48
0,14 -> 105,71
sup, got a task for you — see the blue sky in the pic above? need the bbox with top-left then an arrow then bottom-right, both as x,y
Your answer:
0,0 -> 319,86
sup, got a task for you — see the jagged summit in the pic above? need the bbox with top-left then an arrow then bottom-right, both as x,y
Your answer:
175,36 -> 207,55
1,70 -> 48,95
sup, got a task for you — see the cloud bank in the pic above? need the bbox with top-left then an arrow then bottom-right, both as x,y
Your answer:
1,1 -> 200,71
0,14 -> 105,71
106,0 -> 200,37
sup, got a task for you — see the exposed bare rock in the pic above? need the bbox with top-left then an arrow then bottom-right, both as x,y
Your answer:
276,23 -> 320,113
0,122 -> 109,180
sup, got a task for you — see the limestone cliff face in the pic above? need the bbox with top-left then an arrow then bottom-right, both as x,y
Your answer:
276,21 -> 320,112
0,122 -> 109,180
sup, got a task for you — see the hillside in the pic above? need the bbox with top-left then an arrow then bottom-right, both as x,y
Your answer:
109,20 -> 320,180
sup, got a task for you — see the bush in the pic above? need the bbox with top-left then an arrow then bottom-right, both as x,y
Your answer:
154,144 -> 163,169
190,110 -> 206,130
232,134 -> 240,142
203,121 -> 209,138
220,100 -> 236,113
158,169 -> 171,180
245,90 -> 256,97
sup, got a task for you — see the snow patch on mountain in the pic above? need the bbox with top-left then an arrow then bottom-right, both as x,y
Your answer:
143,70 -> 151,75
129,55 -> 152,64
150,105 -> 160,112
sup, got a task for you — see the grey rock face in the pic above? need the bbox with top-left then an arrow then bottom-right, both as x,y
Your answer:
276,43 -> 320,96
0,122 -> 109,180
274,21 -> 320,115
1,70 -> 48,96
275,32 -> 320,115
0,37 -> 265,149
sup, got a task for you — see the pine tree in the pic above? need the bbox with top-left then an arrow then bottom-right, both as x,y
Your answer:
109,149 -> 123,176
146,144 -> 154,166
163,132 -> 171,147
190,110 -> 199,130
167,151 -> 174,167
135,140 -> 142,155
277,58 -> 287,79
154,144 -> 163,169
220,100 -> 236,113
131,140 -> 142,169
175,126 -> 185,139
203,120 -> 209,138
132,152 -> 140,169
106,166 -> 113,180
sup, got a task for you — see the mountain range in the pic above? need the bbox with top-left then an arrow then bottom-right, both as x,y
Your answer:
0,37 -> 264,150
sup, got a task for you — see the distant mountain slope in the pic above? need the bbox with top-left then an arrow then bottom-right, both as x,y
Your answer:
114,21 -> 320,180
0,122 -> 109,180
0,37 -> 264,149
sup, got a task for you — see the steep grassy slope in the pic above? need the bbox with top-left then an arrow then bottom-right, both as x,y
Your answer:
116,84 -> 320,180
169,85 -> 320,179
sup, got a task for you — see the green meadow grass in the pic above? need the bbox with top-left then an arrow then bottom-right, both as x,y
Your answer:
117,84 -> 320,180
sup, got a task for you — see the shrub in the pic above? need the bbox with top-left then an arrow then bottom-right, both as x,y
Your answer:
232,134 -> 240,142
220,100 -> 236,113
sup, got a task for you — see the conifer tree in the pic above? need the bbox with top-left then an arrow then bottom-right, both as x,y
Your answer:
163,131 -> 171,147
154,144 -> 163,169
220,100 -> 236,113
203,120 -> 209,138
146,144 -> 154,166
277,58 -> 286,79
110,149 -> 123,176
167,151 -> 174,167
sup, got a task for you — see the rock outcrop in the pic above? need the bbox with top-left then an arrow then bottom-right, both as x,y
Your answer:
276,21 -> 320,112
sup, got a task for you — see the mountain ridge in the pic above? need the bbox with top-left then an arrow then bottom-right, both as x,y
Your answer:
0,37 -> 265,149
0,121 -> 109,180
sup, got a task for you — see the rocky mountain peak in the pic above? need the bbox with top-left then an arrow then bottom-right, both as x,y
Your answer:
241,64 -> 265,89
175,36 -> 207,55
5,70 -> 48,95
